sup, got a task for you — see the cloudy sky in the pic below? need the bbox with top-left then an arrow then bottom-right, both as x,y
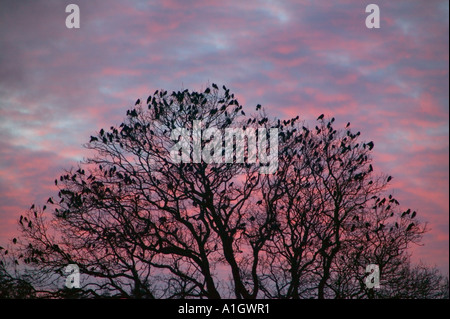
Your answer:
0,0 -> 448,273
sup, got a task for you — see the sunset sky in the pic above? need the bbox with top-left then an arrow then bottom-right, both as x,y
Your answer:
0,0 -> 448,274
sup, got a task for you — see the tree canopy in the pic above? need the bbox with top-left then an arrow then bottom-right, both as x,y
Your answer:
1,84 -> 447,299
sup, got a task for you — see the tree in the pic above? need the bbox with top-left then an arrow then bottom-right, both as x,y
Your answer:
1,84 -> 444,299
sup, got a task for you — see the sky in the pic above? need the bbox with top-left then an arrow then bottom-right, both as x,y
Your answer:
0,0 -> 448,274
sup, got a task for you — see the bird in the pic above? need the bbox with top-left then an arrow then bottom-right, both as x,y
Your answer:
12,238 -> 17,244
346,122 -> 350,128
366,141 -> 374,150
135,99 -> 140,105
317,114 -> 324,121
147,95 -> 152,104
212,83 -> 218,89
411,211 -> 417,219
387,176 -> 392,182
401,209 -> 410,218
256,200 -> 263,205
256,104 -> 261,110
204,87 -> 210,94
406,223 -> 415,232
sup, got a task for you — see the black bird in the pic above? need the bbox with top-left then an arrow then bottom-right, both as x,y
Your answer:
12,238 -> 17,244
212,83 -> 218,89
147,95 -> 152,104
406,223 -> 415,232
387,176 -> 392,182
90,136 -> 98,143
135,98 -> 140,105
366,141 -> 374,150
346,122 -> 350,128
401,210 -> 409,218
256,104 -> 261,110
411,211 -> 416,219
256,200 -> 263,205
204,87 -> 210,94
317,114 -> 324,121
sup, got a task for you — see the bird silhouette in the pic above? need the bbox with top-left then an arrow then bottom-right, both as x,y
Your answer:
387,176 -> 392,182
135,99 -> 140,105
401,209 -> 410,218
317,114 -> 324,120
256,104 -> 261,110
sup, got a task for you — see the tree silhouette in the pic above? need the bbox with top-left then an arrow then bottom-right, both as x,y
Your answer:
0,84 -> 445,299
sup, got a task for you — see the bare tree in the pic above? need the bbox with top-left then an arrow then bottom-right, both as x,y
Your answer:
1,84 -> 445,299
